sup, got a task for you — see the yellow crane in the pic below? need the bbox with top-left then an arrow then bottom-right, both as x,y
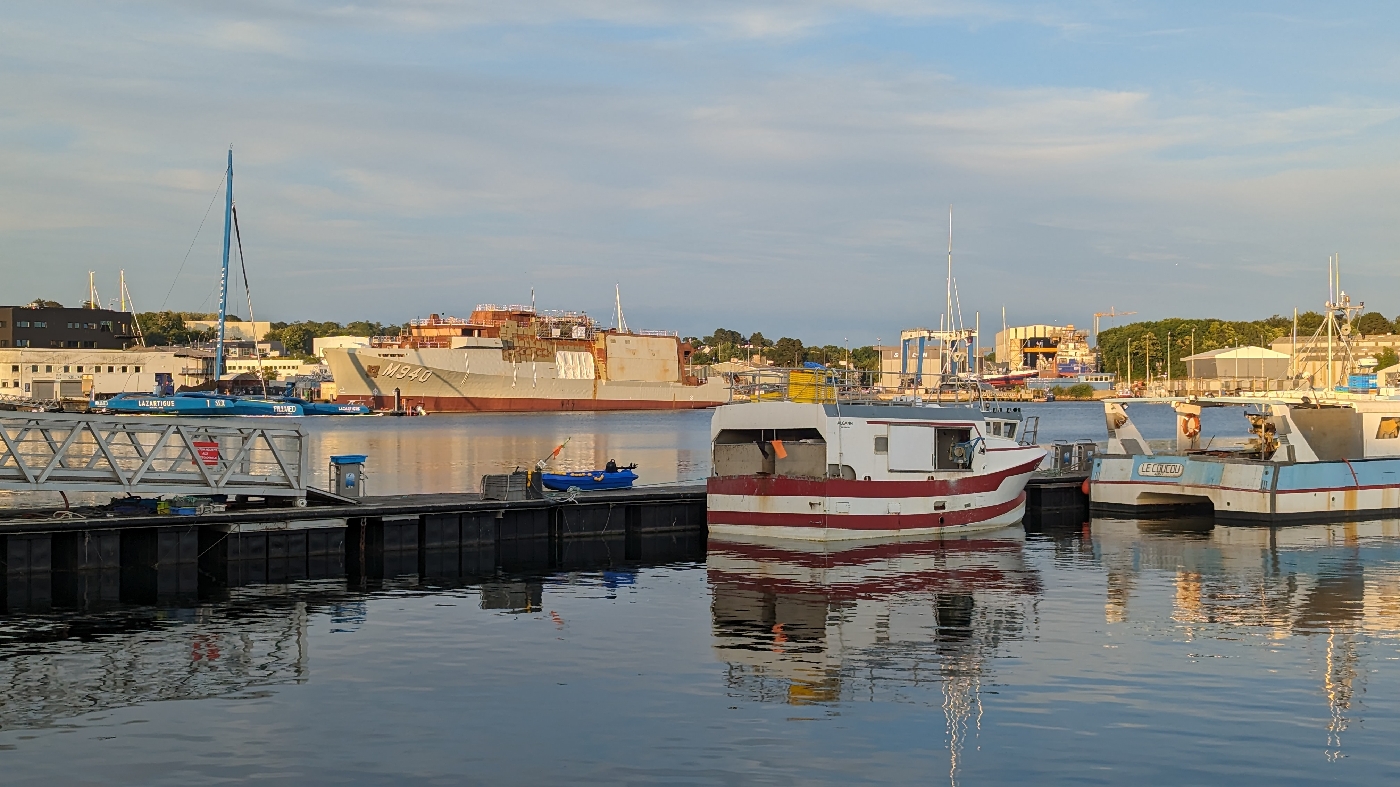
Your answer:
1093,307 -> 1137,346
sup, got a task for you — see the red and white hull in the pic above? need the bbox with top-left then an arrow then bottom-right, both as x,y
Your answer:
707,451 -> 1044,540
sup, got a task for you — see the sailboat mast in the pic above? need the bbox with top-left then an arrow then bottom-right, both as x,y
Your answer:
945,205 -> 953,376
215,148 -> 234,379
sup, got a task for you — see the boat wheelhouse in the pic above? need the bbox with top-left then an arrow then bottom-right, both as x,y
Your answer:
706,373 -> 1046,541
1090,396 -> 1400,523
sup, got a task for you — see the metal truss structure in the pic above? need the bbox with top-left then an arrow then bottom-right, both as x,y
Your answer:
0,412 -> 307,497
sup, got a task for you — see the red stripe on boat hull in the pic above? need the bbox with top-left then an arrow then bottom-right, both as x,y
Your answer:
707,493 -> 1025,530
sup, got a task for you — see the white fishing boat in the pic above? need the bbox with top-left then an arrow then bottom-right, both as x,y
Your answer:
1092,259 -> 1400,524
705,378 -> 1046,540
1089,396 -> 1400,523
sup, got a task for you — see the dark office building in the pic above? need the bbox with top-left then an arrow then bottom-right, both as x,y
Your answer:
0,304 -> 139,350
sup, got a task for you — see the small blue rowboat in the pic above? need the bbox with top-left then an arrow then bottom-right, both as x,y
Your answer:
540,469 -> 638,492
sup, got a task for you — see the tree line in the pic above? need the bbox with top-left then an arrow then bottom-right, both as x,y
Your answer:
134,312 -> 400,358
1097,311 -> 1400,379
684,329 -> 881,371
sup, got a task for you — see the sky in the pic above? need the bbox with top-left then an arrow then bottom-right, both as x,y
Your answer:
2,1 -> 1398,344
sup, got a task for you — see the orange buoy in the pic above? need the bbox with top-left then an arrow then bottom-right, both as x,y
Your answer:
1081,478 -> 1091,496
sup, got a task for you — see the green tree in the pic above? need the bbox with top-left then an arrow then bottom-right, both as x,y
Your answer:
1377,346 -> 1399,371
850,346 -> 881,371
1066,383 -> 1095,399
271,323 -> 315,356
1356,312 -> 1393,336
770,337 -> 804,367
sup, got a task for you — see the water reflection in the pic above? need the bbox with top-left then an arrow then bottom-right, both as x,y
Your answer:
1082,517 -> 1400,760
708,532 -> 1040,783
304,410 -> 714,495
0,585 -> 324,732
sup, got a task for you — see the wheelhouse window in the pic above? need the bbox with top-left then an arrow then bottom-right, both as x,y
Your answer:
1379,417 -> 1400,440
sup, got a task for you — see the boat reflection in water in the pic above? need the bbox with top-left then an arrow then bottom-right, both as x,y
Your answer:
1091,516 -> 1400,761
708,530 -> 1040,782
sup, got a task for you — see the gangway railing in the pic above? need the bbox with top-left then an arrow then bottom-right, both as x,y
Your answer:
0,412 -> 308,498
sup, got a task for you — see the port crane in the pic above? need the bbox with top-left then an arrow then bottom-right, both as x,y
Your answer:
1092,307 -> 1136,346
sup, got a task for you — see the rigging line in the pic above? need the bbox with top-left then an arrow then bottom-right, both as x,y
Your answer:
232,203 -> 269,396
160,172 -> 228,311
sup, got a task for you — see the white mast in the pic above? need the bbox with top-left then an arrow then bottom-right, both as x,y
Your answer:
945,205 -> 953,376
614,283 -> 629,334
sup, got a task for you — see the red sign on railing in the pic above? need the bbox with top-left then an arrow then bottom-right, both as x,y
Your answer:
193,440 -> 220,467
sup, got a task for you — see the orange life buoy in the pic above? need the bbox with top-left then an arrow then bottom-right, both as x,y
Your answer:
1181,413 -> 1201,438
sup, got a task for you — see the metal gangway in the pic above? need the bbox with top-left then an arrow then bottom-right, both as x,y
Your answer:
0,412 -> 308,498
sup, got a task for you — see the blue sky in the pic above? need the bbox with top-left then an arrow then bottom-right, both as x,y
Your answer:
2,1 -> 1398,343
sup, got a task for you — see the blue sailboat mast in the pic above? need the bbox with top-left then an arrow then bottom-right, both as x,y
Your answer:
215,148 -> 234,379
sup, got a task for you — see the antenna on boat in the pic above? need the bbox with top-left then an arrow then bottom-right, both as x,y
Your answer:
215,146 -> 234,381
614,283 -> 629,334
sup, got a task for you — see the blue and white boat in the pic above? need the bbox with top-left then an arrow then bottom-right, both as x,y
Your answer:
275,397 -> 371,416
541,468 -> 638,492
101,392 -> 304,416
1090,396 -> 1400,523
101,392 -> 239,415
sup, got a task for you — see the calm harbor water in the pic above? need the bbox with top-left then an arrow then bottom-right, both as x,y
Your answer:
8,402 -> 1388,784
2,518 -> 1400,783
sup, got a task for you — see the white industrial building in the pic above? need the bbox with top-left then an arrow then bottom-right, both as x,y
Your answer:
0,348 -> 212,401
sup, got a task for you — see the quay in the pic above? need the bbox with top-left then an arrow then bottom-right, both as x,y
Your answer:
0,476 -> 1085,609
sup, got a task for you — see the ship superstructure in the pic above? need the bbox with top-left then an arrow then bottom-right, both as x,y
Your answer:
323,305 -> 729,412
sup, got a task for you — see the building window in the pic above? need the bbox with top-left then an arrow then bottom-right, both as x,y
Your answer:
10,365 -> 17,372
49,341 -> 58,347
0,321 -> 5,327
107,366 -> 114,373
134,366 -> 142,373
15,340 -> 29,347
0,340 -> 6,347
65,341 -> 79,348
121,366 -> 127,373
44,365 -> 52,372
67,322 -> 77,329
100,321 -> 112,332
31,365 -> 38,372
82,341 -> 97,348
76,366 -> 83,373
63,366 -> 70,373
86,323 -> 97,330
34,322 -> 46,328
16,321 -> 29,328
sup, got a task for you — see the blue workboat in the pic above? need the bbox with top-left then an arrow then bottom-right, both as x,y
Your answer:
273,397 -> 371,415
540,468 -> 638,492
101,392 -> 304,416
101,392 -> 240,415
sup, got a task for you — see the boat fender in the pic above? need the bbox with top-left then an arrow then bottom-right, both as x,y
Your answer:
1081,478 -> 1091,496
1181,413 -> 1201,438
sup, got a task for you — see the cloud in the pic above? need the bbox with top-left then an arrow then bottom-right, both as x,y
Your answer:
1,1 -> 1398,339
